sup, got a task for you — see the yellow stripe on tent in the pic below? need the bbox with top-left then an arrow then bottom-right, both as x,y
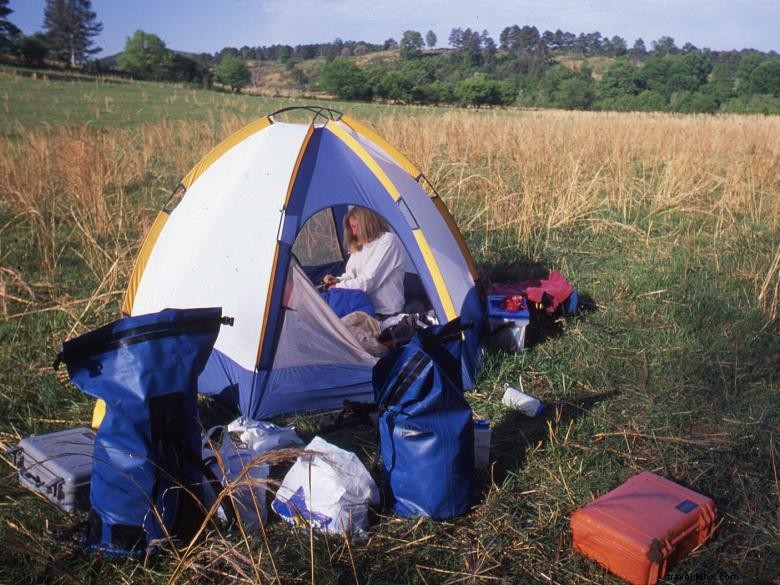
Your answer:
256,124 -> 315,365
339,116 -> 422,180
283,125 -> 314,207
181,116 -> 273,189
413,229 -> 457,322
91,399 -> 106,429
325,123 -> 401,201
121,211 -> 170,315
256,242 -> 282,366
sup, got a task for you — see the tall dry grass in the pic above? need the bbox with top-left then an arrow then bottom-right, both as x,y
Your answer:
377,110 -> 780,320
376,110 -> 780,238
1,109 -> 778,323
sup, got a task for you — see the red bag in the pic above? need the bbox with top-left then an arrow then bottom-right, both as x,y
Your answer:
571,471 -> 717,585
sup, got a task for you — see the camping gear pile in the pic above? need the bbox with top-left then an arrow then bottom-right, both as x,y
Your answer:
10,106 -> 716,580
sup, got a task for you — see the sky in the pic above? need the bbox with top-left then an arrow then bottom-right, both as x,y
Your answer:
8,0 -> 779,57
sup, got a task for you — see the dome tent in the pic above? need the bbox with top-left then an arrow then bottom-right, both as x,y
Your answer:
122,106 -> 484,420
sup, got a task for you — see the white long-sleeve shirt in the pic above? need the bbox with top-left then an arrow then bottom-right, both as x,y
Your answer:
334,231 -> 406,315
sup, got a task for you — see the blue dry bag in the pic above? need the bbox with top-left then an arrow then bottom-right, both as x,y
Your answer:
373,318 -> 474,519
56,307 -> 230,555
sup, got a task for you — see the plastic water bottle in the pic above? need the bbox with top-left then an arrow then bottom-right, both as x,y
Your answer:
501,384 -> 545,417
473,418 -> 491,468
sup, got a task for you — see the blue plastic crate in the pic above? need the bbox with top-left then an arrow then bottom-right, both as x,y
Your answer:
486,295 -> 530,351
487,295 -> 530,321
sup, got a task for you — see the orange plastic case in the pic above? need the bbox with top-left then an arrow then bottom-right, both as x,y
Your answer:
570,471 -> 717,585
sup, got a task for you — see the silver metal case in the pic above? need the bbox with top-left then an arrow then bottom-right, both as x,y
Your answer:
12,426 -> 95,513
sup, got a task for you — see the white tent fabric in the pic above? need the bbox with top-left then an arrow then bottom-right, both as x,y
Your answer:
132,123 -> 310,370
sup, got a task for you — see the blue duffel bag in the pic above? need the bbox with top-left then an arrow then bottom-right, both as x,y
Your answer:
56,307 -> 231,555
373,318 -> 474,520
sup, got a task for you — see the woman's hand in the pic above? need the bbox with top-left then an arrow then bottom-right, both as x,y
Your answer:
322,274 -> 339,290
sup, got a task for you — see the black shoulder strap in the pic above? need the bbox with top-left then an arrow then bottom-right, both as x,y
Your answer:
379,349 -> 432,409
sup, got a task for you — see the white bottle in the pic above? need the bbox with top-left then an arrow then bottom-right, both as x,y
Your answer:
501,384 -> 544,417
473,418 -> 491,468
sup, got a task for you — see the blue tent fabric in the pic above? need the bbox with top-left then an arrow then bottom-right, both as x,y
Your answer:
260,126 -> 475,359
198,343 -> 375,420
58,307 -> 226,555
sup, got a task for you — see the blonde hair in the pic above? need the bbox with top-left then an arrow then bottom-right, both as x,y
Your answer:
343,207 -> 389,252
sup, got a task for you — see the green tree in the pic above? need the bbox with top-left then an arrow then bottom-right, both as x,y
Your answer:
555,77 -> 595,109
641,55 -> 704,99
454,74 -> 511,108
723,93 -> 780,114
117,30 -> 172,80
748,60 -> 780,96
610,35 -> 627,56
43,0 -> 102,66
427,80 -> 452,103
537,64 -> 576,105
20,34 -> 50,66
374,70 -> 413,102
496,80 -> 518,106
168,53 -> 212,86
425,30 -> 437,49
400,30 -> 424,59
319,58 -> 371,100
672,91 -> 718,113
215,53 -> 251,92
0,0 -> 20,52
601,60 -> 643,99
652,36 -> 677,55
680,50 -> 713,85
708,62 -> 734,104
734,53 -> 764,95
454,76 -> 493,107
633,90 -> 668,111
630,38 -> 647,61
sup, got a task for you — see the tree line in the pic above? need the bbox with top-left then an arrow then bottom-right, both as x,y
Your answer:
316,29 -> 780,113
1,0 -> 778,113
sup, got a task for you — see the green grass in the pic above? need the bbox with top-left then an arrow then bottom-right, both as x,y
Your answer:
0,67 -> 778,584
0,64 -> 448,136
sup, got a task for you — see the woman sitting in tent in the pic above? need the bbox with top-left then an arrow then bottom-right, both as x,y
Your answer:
322,207 -> 406,319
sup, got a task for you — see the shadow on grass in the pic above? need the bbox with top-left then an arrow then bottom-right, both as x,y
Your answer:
485,390 -> 620,490
480,258 -> 598,349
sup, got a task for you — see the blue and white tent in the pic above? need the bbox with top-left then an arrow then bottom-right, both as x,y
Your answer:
122,107 -> 484,419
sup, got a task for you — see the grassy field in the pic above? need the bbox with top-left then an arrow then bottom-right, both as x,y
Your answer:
1,66 -> 778,584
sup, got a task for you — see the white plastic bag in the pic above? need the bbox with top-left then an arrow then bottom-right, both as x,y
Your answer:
202,427 -> 270,530
226,417 -> 304,453
271,436 -> 379,535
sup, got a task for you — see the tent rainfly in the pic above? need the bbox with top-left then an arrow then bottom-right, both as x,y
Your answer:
122,106 -> 484,419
